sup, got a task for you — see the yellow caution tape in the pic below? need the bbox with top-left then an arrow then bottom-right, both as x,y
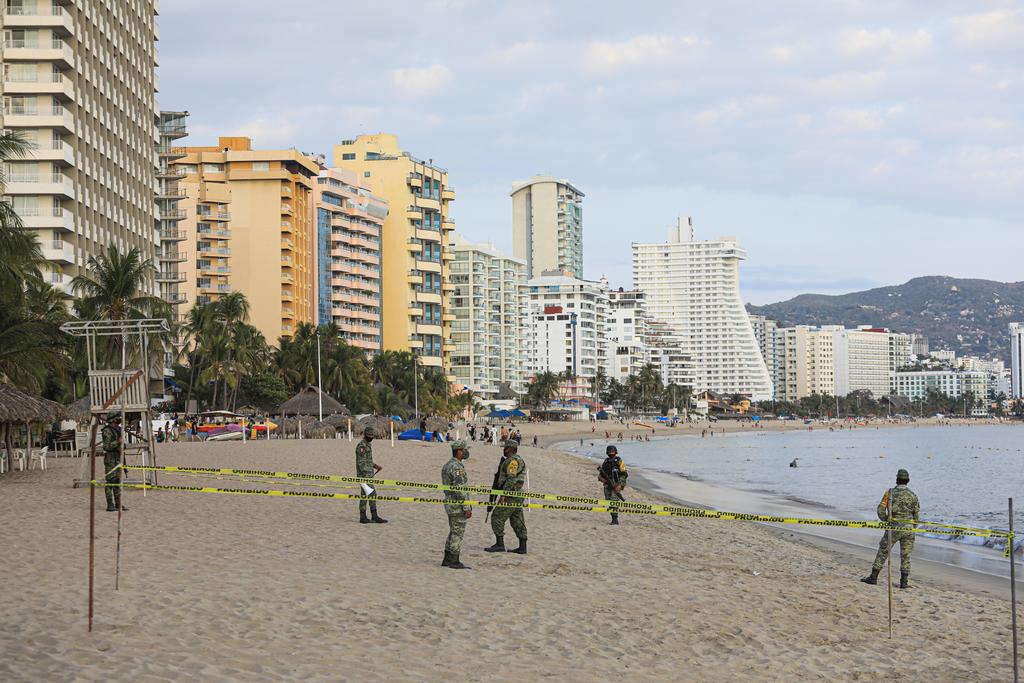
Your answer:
109,467 -> 1014,550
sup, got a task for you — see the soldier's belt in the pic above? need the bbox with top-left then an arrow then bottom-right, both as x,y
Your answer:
115,465 -> 1014,552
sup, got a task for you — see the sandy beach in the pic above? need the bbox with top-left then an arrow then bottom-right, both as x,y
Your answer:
1,436 -> 1017,682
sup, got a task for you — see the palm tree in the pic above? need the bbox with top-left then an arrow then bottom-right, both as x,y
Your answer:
0,131 -> 44,303
72,246 -> 170,366
526,371 -> 559,407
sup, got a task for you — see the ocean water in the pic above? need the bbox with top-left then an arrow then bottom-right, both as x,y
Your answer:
567,424 -> 1024,542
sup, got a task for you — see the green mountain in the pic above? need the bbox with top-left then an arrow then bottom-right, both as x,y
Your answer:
747,276 -> 1024,360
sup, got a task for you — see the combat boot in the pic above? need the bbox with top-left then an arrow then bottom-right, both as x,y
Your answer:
360,511 -> 370,524
370,504 -> 388,523
510,539 -> 527,555
448,553 -> 471,569
484,536 -> 506,552
441,551 -> 452,567
610,514 -> 619,525
899,572 -> 910,589
860,568 -> 879,585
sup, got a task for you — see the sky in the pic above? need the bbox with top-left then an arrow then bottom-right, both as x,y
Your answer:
158,0 -> 1023,304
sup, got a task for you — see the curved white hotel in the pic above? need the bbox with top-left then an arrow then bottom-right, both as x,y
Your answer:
632,217 -> 773,401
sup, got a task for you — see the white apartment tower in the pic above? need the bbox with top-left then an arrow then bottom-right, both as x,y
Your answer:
449,234 -> 528,400
606,288 -> 649,380
511,175 -> 584,279
526,272 -> 609,398
1011,323 -> 1023,399
2,0 -> 160,294
632,217 -> 772,400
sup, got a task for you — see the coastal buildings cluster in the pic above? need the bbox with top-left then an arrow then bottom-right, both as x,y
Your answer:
3,0 -> 1019,415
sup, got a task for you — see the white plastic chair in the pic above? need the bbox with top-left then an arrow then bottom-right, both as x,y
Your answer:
0,450 -> 7,474
11,449 -> 27,471
29,446 -> 49,470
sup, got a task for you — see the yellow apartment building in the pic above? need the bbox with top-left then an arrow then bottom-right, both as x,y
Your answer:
174,137 -> 318,343
333,134 -> 455,377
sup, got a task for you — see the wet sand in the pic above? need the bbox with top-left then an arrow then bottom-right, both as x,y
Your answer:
0,437 -> 1017,681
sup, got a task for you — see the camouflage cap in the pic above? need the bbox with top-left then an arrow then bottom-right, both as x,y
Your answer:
606,444 -> 618,455
450,439 -> 467,452
106,411 -> 120,422
896,468 -> 910,480
503,439 -> 519,451
363,426 -> 376,437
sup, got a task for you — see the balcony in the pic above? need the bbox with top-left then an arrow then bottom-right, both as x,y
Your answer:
47,271 -> 72,294
6,173 -> 75,199
159,249 -> 187,262
198,282 -> 232,294
198,264 -> 231,276
159,208 -> 186,220
442,187 -> 455,201
405,206 -> 422,220
197,210 -> 230,222
158,167 -> 187,180
165,293 -> 188,305
156,271 -> 186,283
442,218 -> 456,230
159,229 -> 186,242
2,72 -> 74,100
197,227 -> 231,239
157,122 -> 187,139
157,186 -> 187,200
26,140 -> 74,166
2,37 -> 75,69
18,206 -> 74,231
281,238 -> 294,251
281,204 -> 293,216
197,246 -> 231,256
155,145 -> 187,159
416,195 -> 441,212
3,104 -> 75,133
2,6 -> 75,34
41,240 -> 74,264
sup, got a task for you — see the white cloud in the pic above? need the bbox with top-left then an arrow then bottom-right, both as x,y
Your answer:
953,9 -> 1024,52
390,64 -> 452,98
584,34 -> 704,73
838,28 -> 932,59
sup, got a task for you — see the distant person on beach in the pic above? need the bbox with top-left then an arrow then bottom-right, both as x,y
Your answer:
485,440 -> 528,555
441,440 -> 472,569
356,427 -> 387,524
861,469 -> 919,589
598,445 -> 628,525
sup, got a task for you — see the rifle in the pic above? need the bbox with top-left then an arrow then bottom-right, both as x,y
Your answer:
485,460 -> 504,522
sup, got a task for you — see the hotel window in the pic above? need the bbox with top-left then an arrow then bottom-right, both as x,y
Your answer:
252,161 -> 270,171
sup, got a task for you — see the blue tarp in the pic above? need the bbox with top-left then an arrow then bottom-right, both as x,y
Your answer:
398,428 -> 446,442
487,409 -> 511,418
509,409 -> 526,417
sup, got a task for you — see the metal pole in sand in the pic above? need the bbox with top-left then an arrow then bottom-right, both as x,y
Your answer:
390,421 -> 395,448
115,407 -> 125,591
887,488 -> 893,640
1010,497 -> 1019,683
87,416 -> 98,632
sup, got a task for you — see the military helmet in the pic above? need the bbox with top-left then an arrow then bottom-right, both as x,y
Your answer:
450,439 -> 467,452
896,468 -> 910,482
363,426 -> 375,437
503,439 -> 519,451
606,445 -> 618,455
106,411 -> 120,422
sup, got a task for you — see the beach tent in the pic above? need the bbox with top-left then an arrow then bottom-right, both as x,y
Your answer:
596,410 -> 610,420
487,409 -> 511,418
398,428 -> 446,442
509,409 -> 527,417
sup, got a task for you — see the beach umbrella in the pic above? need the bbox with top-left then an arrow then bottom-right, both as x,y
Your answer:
278,386 -> 345,417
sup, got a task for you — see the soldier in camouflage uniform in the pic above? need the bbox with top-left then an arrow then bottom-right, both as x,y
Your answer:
356,427 -> 387,524
861,468 -> 920,589
485,440 -> 528,554
441,439 -> 473,569
101,412 -> 127,512
598,444 -> 628,525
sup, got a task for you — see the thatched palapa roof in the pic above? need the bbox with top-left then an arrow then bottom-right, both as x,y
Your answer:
278,386 -> 345,416
0,383 -> 66,423
63,395 -> 92,423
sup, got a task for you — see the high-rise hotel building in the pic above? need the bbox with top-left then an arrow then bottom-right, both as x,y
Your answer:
1011,323 -> 1023,399
2,0 -> 160,293
632,217 -> 773,400
155,111 -> 188,318
449,233 -> 528,400
334,134 -> 455,377
313,167 -> 387,354
511,175 -> 584,279
173,137 -> 318,343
